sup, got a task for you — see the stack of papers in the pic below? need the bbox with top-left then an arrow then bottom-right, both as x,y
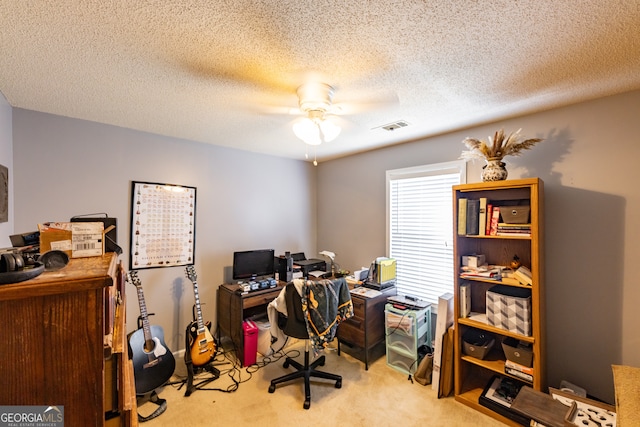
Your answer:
350,287 -> 382,298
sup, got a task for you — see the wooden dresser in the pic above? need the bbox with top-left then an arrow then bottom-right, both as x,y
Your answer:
337,286 -> 396,369
0,253 -> 137,427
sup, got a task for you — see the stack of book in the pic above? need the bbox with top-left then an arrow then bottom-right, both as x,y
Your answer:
460,265 -> 503,280
513,266 -> 533,286
505,359 -> 534,383
496,222 -> 531,237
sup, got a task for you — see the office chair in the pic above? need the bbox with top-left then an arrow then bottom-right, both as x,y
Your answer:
268,282 -> 342,409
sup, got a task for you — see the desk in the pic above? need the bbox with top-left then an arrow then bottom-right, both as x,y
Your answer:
337,286 -> 396,370
217,282 -> 284,366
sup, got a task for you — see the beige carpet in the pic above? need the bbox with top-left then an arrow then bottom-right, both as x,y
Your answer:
137,339 -> 505,426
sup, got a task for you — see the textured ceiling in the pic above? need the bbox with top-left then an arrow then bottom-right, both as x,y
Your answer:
1,1 -> 639,163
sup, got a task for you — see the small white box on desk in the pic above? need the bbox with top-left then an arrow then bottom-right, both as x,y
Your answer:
462,254 -> 485,268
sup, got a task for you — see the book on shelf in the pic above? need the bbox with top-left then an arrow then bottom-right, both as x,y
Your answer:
466,199 -> 480,235
500,276 -> 522,286
478,197 -> 487,236
496,231 -> 532,237
496,222 -> 531,237
459,282 -> 471,317
505,359 -> 534,376
485,203 -> 493,235
495,269 -> 521,285
489,206 -> 500,235
457,198 -> 467,235
460,265 -> 503,280
498,223 -> 531,230
514,265 -> 533,286
505,367 -> 533,382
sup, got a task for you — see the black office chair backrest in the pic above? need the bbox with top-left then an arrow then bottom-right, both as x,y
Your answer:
282,283 -> 309,339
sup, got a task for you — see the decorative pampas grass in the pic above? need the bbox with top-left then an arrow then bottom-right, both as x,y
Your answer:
460,128 -> 543,161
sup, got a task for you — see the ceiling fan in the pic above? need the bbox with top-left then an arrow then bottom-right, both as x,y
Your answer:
291,82 -> 343,147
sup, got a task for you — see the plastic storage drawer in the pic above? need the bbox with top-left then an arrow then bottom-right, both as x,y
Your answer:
385,303 -> 431,375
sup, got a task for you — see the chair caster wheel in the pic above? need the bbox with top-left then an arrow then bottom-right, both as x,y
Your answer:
303,400 -> 310,410
283,360 -> 290,369
335,380 -> 342,388
268,384 -> 276,393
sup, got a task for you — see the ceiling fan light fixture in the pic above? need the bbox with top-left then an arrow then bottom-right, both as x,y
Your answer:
292,83 -> 342,147
319,117 -> 341,142
292,111 -> 341,146
293,117 -> 322,145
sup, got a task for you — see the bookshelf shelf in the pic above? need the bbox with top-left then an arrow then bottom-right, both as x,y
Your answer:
453,178 -> 545,426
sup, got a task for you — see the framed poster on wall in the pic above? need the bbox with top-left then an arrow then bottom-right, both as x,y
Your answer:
130,181 -> 196,269
0,164 -> 8,223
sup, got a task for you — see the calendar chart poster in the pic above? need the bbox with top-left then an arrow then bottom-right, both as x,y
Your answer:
130,181 -> 196,269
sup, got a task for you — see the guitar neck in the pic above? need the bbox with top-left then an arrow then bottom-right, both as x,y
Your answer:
135,285 -> 153,344
192,281 -> 206,332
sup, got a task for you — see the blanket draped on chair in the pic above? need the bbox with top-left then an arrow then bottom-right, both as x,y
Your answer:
300,277 -> 353,354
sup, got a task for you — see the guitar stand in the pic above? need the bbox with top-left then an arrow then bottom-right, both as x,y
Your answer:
137,390 -> 167,423
181,306 -> 220,397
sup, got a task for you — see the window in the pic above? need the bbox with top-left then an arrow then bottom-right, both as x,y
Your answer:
386,161 -> 466,304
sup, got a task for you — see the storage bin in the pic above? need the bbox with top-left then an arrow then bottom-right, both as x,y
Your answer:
242,319 -> 258,366
486,285 -> 532,336
385,304 -> 431,376
499,205 -> 530,224
386,347 -> 420,375
385,304 -> 431,345
501,337 -> 533,367
387,328 -> 428,354
462,329 -> 495,360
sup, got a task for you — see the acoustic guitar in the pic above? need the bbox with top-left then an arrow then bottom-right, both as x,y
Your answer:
127,271 -> 176,395
185,265 -> 216,366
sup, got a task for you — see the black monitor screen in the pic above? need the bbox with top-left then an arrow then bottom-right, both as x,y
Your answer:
232,249 -> 275,280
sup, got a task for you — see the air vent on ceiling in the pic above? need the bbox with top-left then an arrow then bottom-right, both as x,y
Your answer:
375,120 -> 410,132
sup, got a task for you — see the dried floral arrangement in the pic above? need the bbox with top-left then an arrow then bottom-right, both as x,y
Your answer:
460,128 -> 543,161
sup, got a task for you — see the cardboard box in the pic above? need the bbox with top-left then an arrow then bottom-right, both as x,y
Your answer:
462,254 -> 485,268
38,222 -> 105,258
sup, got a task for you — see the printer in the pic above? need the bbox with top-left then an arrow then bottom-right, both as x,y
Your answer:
296,259 -> 327,278
275,252 -> 327,280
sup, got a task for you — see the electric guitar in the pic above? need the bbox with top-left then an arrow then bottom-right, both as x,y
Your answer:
185,265 -> 216,366
127,271 -> 176,395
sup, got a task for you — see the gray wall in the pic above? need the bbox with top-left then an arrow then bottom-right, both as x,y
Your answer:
0,93 -> 12,247
318,89 -> 640,403
5,89 -> 640,404
10,109 -> 317,365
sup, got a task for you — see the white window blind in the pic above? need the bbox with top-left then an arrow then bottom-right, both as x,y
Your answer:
386,161 -> 466,304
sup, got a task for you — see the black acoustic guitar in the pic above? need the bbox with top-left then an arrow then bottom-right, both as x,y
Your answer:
127,271 -> 176,395
185,265 -> 216,366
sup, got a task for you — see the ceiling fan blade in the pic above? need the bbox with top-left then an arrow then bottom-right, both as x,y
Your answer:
329,91 -> 399,115
252,104 -> 302,115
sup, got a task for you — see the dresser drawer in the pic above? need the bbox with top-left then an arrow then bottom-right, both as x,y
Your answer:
338,319 -> 365,347
243,289 -> 281,309
351,298 -> 366,319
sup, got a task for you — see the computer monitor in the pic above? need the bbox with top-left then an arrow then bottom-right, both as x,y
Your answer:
232,249 -> 275,280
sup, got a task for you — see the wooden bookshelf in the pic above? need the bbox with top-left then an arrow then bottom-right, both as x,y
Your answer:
453,178 -> 545,426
